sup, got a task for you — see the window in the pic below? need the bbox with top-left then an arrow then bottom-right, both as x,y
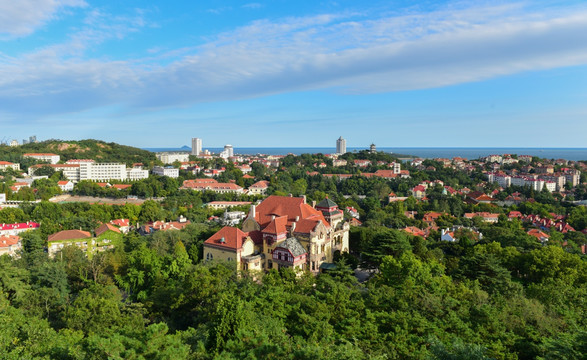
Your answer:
206,253 -> 213,260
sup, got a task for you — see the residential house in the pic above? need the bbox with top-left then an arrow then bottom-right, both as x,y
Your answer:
0,235 -> 21,257
57,180 -> 74,192
205,195 -> 350,274
0,161 -> 20,171
248,180 -> 270,195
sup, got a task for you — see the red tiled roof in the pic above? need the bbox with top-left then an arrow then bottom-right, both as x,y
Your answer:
112,184 -> 132,190
95,223 -> 121,237
29,164 -> 79,169
263,215 -> 288,235
110,219 -> 130,227
250,180 -> 270,189
48,229 -> 91,242
254,195 -> 329,229
23,153 -> 58,156
204,226 -> 250,251
0,235 -> 20,247
0,222 -> 40,231
293,216 -> 324,233
527,229 -> 549,240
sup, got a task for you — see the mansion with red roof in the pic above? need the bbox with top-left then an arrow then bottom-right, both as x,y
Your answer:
203,195 -> 350,274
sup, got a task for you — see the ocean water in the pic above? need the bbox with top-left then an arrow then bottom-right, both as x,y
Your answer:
144,147 -> 587,161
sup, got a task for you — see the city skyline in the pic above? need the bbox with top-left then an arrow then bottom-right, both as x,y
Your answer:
1,0 -> 587,147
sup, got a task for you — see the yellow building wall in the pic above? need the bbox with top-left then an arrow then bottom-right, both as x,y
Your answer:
203,246 -> 240,267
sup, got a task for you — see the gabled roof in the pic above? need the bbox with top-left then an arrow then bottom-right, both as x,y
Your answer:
250,180 -> 270,189
263,215 -> 288,235
95,223 -> 121,237
253,195 -> 329,228
293,217 -> 324,234
0,235 -> 20,247
110,219 -> 130,227
204,226 -> 250,251
275,237 -> 306,257
48,229 -> 91,242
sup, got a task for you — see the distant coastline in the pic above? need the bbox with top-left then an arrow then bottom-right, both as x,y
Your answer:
143,147 -> 587,162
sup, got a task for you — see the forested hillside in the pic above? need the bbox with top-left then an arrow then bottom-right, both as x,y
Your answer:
0,139 -> 157,167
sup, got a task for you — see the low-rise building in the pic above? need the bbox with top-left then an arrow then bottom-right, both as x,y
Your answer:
0,221 -> 40,236
182,179 -> 244,194
0,235 -> 21,257
152,166 -> 179,178
0,161 -> 20,171
156,152 -> 190,164
57,180 -> 74,192
248,180 -> 270,195
23,153 -> 60,164
47,225 -> 122,258
207,201 -> 252,210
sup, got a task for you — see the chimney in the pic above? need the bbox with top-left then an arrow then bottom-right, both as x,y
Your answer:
290,221 -> 296,234
312,200 -> 316,208
271,215 -> 276,221
295,216 -> 299,221
289,193 -> 293,197
248,205 -> 256,219
301,195 -> 306,203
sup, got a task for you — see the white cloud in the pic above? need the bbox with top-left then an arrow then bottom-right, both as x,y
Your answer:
242,3 -> 262,9
1,2 -> 587,116
0,0 -> 86,37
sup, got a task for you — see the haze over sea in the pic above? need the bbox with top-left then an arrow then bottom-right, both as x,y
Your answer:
144,147 -> 587,162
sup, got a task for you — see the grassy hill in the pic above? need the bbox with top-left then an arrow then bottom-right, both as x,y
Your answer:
0,139 -> 157,167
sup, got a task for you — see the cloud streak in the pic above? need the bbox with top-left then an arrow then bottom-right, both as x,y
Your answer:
1,2 -> 587,117
0,0 -> 86,38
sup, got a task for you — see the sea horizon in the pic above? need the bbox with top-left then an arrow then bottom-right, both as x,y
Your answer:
143,146 -> 587,161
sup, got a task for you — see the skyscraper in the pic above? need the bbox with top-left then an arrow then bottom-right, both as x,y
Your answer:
191,138 -> 202,156
336,136 -> 346,155
224,144 -> 234,157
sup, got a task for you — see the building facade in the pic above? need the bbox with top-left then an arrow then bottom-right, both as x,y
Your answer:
204,195 -> 350,275
191,138 -> 202,156
336,136 -> 346,155
152,166 -> 180,178
23,153 -> 60,164
156,152 -> 190,164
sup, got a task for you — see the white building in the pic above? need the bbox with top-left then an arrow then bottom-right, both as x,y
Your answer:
0,161 -> 20,171
156,152 -> 189,164
28,164 -> 81,182
23,153 -> 60,164
9,140 -> 19,147
391,162 -> 401,175
219,144 -> 234,159
80,163 -> 127,182
152,166 -> 179,178
336,136 -> 346,155
57,181 -> 74,192
126,167 -> 149,181
191,138 -> 202,156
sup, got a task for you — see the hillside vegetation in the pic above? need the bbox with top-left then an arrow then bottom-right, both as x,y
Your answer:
0,139 -> 156,166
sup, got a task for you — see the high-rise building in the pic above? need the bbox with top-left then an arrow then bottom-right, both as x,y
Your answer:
191,138 -> 202,156
336,136 -> 346,155
224,144 -> 234,158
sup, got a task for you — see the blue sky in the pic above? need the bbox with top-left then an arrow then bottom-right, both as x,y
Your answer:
1,0 -> 586,148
